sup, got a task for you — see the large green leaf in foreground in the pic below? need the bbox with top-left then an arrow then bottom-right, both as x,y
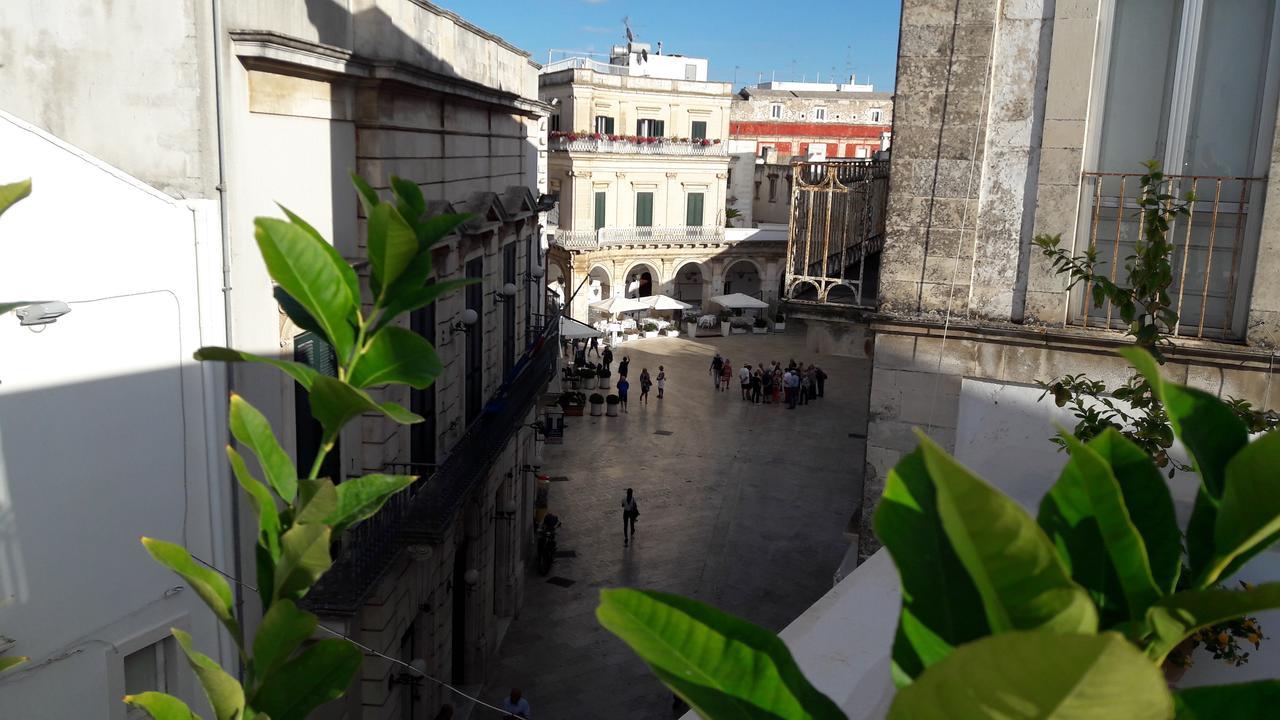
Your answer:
597,589 -> 843,720
889,632 -> 1172,720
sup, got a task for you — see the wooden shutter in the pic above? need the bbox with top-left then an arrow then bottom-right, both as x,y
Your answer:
635,192 -> 653,227
686,193 -> 704,226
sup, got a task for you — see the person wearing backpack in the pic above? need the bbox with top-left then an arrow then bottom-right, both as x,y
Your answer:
622,488 -> 640,546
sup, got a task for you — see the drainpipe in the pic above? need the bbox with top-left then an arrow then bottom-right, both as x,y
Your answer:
209,0 -> 245,681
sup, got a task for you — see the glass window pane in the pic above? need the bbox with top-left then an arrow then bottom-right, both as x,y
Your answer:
124,645 -> 158,695
1182,0 -> 1275,176
1095,0 -> 1182,173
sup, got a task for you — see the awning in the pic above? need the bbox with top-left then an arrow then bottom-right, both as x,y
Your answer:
708,293 -> 770,310
639,294 -> 693,311
559,316 -> 605,339
590,295 -> 649,314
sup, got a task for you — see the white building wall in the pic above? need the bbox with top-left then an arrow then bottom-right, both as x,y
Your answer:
0,111 -> 228,718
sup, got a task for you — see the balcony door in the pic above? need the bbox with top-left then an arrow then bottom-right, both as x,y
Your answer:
635,191 -> 654,227
410,300 -> 436,469
1078,0 -> 1280,339
503,242 -> 517,377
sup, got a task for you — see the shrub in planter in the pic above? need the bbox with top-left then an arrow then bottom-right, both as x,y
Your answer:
753,316 -> 768,328
605,394 -> 620,405
642,321 -> 659,333
589,393 -> 605,404
605,393 -> 621,416
597,367 -> 610,380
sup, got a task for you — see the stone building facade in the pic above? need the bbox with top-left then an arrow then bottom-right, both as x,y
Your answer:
0,3 -> 555,718
542,45 -> 789,318
847,0 -> 1280,562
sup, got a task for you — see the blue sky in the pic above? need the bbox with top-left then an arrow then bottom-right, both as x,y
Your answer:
449,0 -> 902,91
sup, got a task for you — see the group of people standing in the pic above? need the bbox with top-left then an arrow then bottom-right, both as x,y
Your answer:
708,354 -> 826,409
572,339 -> 667,412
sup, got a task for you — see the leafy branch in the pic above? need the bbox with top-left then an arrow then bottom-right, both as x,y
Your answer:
127,174 -> 473,720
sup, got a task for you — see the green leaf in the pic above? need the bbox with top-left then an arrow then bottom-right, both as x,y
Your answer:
141,539 -> 241,643
278,203 -> 360,315
373,278 -> 478,334
325,474 -> 416,536
1174,680 -> 1280,719
251,638 -> 362,720
252,599 -> 317,682
348,326 -> 442,389
366,204 -> 419,300
0,655 -> 28,673
229,394 -> 297,503
194,347 -> 319,390
253,217 -> 357,364
596,588 -> 844,720
350,172 -> 381,215
122,692 -> 203,720
0,178 -> 31,218
1143,582 -> 1280,663
888,632 -> 1173,720
1120,347 -> 1248,498
293,478 -> 338,525
874,449 -> 989,684
308,376 -> 422,443
1206,430 -> 1280,585
173,629 -> 245,720
226,446 -> 282,562
272,523 -> 332,602
273,286 -> 326,340
1087,429 -> 1181,595
389,175 -> 426,218
918,433 -> 1099,635
1038,431 -> 1161,625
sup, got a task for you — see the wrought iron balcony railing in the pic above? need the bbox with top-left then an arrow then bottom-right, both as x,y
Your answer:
1070,171 -> 1266,340
549,135 -> 727,157
302,311 -> 561,616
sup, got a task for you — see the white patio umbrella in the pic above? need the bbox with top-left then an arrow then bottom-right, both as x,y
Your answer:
590,295 -> 648,315
559,316 -> 604,339
708,293 -> 769,310
639,294 -> 693,311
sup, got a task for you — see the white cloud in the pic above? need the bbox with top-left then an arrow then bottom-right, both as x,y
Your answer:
582,0 -> 608,4
581,25 -> 614,34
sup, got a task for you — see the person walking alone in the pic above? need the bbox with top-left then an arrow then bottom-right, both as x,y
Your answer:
815,365 -> 827,398
709,353 -> 724,389
602,346 -> 614,372
639,368 -> 652,405
657,365 -> 666,399
622,488 -> 640,546
720,360 -> 733,393
617,376 -> 630,413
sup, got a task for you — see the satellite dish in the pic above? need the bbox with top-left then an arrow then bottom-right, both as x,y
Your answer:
640,48 -> 648,63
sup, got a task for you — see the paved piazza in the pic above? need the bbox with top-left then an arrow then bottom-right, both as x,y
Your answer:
480,330 -> 869,719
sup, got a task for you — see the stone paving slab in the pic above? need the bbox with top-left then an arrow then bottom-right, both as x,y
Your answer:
478,332 -> 869,719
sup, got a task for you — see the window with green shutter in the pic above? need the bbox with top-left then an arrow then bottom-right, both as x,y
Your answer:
294,332 -> 341,482
635,192 -> 654,227
594,191 -> 607,231
691,121 -> 707,140
686,192 -> 704,226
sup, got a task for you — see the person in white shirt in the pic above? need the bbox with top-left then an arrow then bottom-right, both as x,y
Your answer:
739,364 -> 751,400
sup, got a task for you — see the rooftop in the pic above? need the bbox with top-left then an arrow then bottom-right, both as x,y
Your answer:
739,86 -> 894,101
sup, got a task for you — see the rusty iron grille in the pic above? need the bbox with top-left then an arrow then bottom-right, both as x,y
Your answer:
1073,172 -> 1267,341
784,159 -> 889,305
302,309 -> 561,616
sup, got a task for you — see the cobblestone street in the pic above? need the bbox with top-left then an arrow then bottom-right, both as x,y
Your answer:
480,330 -> 869,719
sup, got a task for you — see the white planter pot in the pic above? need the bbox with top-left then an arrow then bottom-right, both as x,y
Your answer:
666,329 -> 680,338
644,331 -> 659,338
625,334 -> 638,343
687,321 -> 699,336
752,327 -> 767,334
732,327 -> 748,334
606,404 -> 619,417
589,402 -> 603,416
774,322 -> 786,333
720,322 -> 730,337
583,376 -> 597,390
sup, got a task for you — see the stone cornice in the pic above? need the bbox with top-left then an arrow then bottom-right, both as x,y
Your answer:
229,30 -> 552,117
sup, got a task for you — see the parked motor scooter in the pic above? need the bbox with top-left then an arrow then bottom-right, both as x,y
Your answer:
536,512 -> 561,576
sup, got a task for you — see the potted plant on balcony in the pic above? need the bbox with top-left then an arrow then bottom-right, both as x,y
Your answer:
589,392 -> 605,417
643,320 -> 659,339
605,394 -> 620,417
773,312 -> 786,333
718,311 -> 731,337
752,316 -> 768,334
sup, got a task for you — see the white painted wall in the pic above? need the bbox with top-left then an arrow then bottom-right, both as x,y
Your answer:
0,111 -> 228,717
